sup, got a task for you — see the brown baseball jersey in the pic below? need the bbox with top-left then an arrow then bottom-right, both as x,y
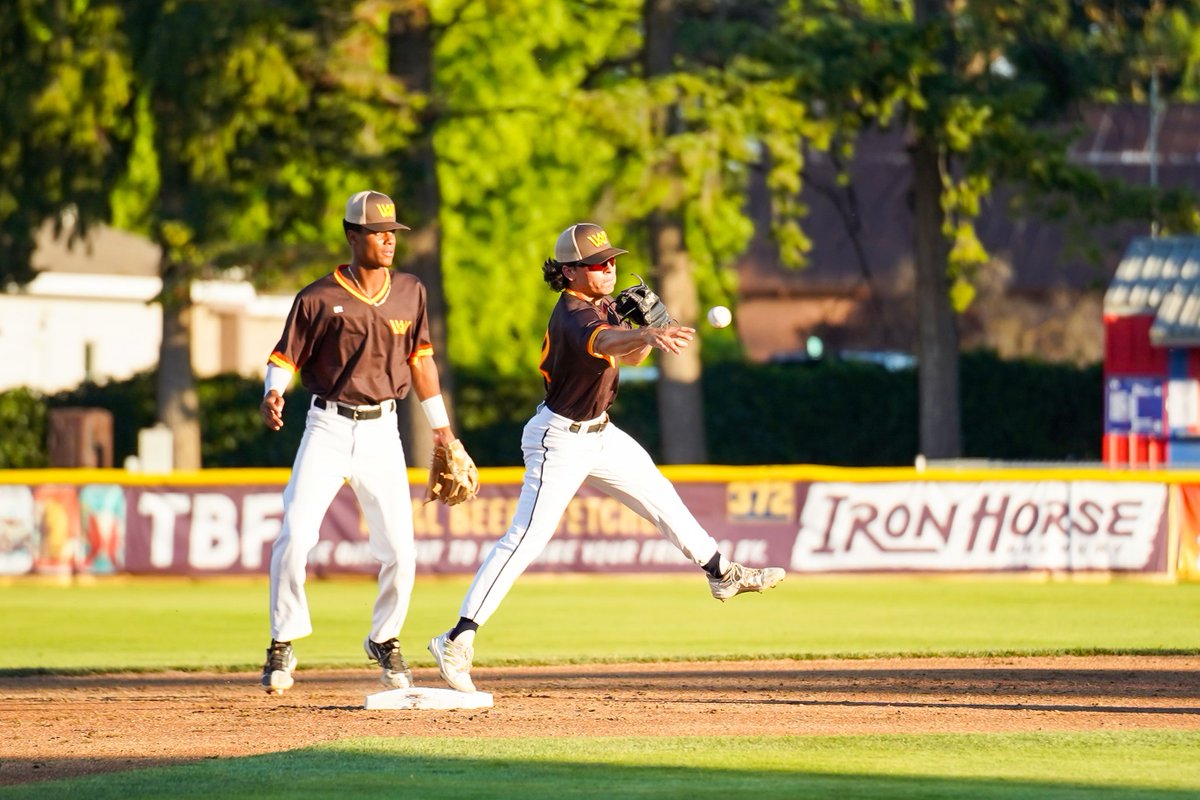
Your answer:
539,289 -> 630,421
268,265 -> 433,405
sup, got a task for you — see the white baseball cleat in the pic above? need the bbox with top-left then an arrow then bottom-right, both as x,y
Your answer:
428,632 -> 477,693
709,563 -> 786,602
364,637 -> 413,689
261,640 -> 297,695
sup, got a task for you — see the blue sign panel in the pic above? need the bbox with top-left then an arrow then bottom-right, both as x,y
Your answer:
1106,377 -> 1163,436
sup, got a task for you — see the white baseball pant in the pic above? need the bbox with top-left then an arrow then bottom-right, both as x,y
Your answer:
269,397 -> 415,643
459,403 -> 720,625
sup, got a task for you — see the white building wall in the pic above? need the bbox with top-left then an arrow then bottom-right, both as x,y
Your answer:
1,273 -> 292,393
0,274 -> 162,392
190,280 -> 294,378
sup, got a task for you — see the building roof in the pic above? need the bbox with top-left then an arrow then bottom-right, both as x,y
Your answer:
31,220 -> 161,277
735,102 -> 1200,357
741,103 -> 1200,298
1104,236 -> 1200,346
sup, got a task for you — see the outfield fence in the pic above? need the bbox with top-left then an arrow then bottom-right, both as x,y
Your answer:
2,466 -> 1198,581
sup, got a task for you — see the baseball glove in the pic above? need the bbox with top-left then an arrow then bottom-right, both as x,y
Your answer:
425,439 -> 479,506
613,274 -> 672,328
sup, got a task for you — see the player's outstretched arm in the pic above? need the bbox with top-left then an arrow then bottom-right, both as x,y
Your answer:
595,325 -> 695,363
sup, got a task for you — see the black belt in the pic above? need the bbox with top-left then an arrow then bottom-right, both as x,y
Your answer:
315,397 -> 386,421
568,418 -> 608,434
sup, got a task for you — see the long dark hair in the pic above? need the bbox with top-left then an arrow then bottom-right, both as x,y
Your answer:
543,258 -> 569,292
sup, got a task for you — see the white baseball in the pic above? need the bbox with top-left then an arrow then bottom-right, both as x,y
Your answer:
706,305 -> 732,329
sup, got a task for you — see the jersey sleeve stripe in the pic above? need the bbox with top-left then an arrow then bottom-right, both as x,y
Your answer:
268,352 -> 297,372
408,345 -> 435,365
586,325 -> 617,367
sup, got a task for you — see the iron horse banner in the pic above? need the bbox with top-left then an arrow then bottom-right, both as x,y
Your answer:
792,481 -> 1168,573
0,467 -> 1189,579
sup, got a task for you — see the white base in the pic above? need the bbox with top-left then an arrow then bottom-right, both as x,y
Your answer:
364,686 -> 493,710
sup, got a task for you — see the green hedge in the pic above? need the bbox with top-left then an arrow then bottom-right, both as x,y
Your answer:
0,352 -> 1102,469
601,359 -> 919,466
960,351 -> 1103,462
0,388 -> 49,468
676,353 -> 1099,466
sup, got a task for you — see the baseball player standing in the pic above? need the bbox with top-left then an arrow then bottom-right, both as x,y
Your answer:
258,190 -> 474,695
428,223 -> 785,692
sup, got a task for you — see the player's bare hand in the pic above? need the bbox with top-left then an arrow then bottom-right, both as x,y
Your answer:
642,325 -> 695,355
431,427 -> 456,449
261,391 -> 285,431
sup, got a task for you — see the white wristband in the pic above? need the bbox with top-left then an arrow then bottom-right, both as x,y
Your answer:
421,394 -> 451,429
264,363 -> 291,396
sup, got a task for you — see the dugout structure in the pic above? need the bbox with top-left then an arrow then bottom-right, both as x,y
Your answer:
1104,236 -> 1200,467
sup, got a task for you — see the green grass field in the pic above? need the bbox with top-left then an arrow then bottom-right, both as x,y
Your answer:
1,574 -> 1197,671
2,734 -> 1200,799
2,575 -> 1198,798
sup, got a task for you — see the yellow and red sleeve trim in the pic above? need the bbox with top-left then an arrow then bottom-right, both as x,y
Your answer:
539,331 -> 551,383
333,265 -> 391,305
408,344 -> 435,365
587,325 -> 617,367
267,352 -> 297,372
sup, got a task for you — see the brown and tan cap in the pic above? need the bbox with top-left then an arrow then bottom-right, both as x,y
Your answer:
345,190 -> 410,232
554,223 -> 628,265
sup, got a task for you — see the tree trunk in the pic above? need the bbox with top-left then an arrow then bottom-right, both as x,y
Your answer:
389,3 -> 453,470
644,0 -> 707,465
909,136 -> 961,459
648,215 -> 707,463
908,0 -> 961,461
156,258 -> 202,470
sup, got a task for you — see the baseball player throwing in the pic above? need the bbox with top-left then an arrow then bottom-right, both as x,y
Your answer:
259,190 -> 474,695
428,222 -> 785,692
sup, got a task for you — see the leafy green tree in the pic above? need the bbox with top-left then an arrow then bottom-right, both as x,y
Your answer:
410,0 -> 743,465
1,1 -> 133,287
434,1 -> 804,462
4,1 -> 427,468
429,1 -> 822,463
421,2 -> 766,419
113,0 -> 422,468
431,0 -> 643,384
731,0 -> 1200,459
587,2 -> 825,462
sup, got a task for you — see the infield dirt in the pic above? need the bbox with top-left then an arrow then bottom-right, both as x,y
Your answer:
2,654 -> 1198,787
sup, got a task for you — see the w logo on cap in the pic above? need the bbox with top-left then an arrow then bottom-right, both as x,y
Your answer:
344,190 -> 409,231
554,222 -> 628,264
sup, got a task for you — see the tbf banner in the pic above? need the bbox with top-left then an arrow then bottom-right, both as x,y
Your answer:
0,475 -> 1175,577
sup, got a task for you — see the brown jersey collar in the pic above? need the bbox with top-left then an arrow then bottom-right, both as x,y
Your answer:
334,264 -> 391,306
563,288 -> 608,307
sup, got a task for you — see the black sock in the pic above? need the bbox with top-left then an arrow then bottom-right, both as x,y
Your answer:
449,617 -> 479,641
703,552 -> 725,579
